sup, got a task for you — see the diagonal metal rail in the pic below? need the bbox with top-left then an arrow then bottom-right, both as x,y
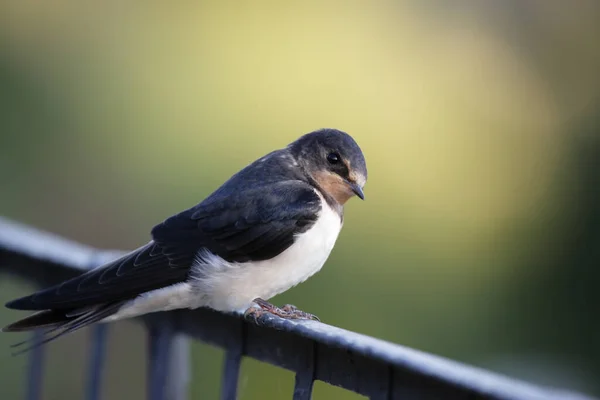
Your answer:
0,217 -> 596,400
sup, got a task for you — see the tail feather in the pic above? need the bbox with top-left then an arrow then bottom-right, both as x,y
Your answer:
1,310 -> 69,332
2,302 -> 125,355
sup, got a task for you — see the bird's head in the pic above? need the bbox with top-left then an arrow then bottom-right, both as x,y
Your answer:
289,128 -> 367,205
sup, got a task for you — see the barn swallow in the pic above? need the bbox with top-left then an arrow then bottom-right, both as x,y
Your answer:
2,128 -> 367,348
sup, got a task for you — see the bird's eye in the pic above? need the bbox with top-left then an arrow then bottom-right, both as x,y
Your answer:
327,152 -> 340,165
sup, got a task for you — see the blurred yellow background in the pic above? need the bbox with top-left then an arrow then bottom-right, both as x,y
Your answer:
1,1 -> 599,399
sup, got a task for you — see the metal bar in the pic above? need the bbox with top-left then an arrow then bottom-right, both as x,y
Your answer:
221,349 -> 242,400
1,217 -> 598,400
147,322 -> 174,400
293,369 -> 315,400
166,332 -> 191,400
86,324 -> 109,400
292,341 -> 316,400
220,319 -> 245,400
25,330 -> 45,400
293,371 -> 314,400
145,314 -> 190,400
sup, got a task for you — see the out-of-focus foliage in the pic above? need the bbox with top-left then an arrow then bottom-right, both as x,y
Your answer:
0,1 -> 598,399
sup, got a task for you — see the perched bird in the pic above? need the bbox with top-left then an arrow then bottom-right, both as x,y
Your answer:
2,128 -> 367,349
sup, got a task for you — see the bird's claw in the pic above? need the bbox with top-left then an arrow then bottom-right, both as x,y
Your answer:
243,306 -> 266,324
244,298 -> 320,323
281,304 -> 320,321
282,304 -> 298,312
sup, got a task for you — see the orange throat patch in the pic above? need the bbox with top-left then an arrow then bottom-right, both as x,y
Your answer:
313,171 -> 355,205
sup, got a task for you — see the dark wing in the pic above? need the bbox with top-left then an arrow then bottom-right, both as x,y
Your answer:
154,181 -> 322,264
5,181 -> 321,311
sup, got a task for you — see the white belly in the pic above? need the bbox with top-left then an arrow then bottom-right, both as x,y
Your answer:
105,192 -> 342,321
191,194 -> 342,312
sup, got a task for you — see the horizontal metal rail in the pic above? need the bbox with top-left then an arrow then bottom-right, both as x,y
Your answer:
0,217 -> 596,400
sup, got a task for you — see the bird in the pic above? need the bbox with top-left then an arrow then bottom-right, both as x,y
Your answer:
2,128 -> 367,350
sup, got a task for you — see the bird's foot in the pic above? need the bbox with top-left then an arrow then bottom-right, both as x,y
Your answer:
244,298 -> 320,322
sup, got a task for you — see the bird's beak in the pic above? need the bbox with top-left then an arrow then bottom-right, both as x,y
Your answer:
346,180 -> 365,200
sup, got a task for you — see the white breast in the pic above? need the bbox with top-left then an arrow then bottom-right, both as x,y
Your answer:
190,191 -> 343,312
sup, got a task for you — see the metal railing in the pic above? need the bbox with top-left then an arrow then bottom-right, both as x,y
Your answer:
0,217 -> 596,400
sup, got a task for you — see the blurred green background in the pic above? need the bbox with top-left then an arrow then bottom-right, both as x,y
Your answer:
1,1 -> 599,399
